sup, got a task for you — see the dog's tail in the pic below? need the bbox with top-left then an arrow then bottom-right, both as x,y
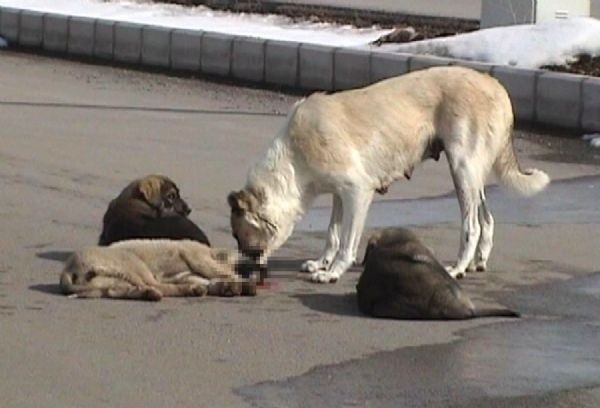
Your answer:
493,137 -> 550,196
472,308 -> 520,318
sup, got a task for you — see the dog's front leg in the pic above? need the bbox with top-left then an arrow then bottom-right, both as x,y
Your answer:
301,194 -> 342,273
311,189 -> 373,283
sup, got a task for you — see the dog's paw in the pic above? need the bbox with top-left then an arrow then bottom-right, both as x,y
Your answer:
309,270 -> 340,284
445,265 -> 466,280
300,259 -> 326,273
474,260 -> 487,272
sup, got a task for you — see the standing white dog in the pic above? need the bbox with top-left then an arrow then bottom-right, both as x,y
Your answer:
228,66 -> 549,283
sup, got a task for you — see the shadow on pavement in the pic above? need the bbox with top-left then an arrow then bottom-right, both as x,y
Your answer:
36,250 -> 72,263
29,283 -> 63,296
292,292 -> 363,317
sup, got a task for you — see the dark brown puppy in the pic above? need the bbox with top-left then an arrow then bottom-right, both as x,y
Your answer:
99,175 -> 210,247
357,228 -> 519,320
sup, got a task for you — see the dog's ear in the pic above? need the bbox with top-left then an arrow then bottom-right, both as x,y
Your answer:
228,190 -> 250,213
137,177 -> 163,209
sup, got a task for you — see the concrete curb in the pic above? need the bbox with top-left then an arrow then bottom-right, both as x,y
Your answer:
0,6 -> 597,132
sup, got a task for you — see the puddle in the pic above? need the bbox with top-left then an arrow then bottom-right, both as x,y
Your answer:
237,272 -> 600,407
297,175 -> 600,231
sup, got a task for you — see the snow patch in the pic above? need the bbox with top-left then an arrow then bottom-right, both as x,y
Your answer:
371,17 -> 600,69
0,0 -> 390,47
583,133 -> 600,148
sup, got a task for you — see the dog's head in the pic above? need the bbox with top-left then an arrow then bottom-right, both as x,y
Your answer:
130,175 -> 191,217
227,188 -> 278,262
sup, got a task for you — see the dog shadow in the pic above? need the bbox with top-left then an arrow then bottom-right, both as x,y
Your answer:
267,258 -> 305,272
291,292 -> 364,317
29,283 -> 63,296
36,250 -> 72,263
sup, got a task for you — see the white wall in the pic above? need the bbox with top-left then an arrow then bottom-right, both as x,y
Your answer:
536,0 -> 590,22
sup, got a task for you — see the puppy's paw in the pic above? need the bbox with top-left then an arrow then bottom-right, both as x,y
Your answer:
190,284 -> 208,297
309,270 -> 340,284
209,280 -> 242,297
143,287 -> 163,301
241,279 -> 257,296
300,259 -> 325,273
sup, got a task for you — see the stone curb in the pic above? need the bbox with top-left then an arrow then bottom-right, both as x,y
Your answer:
0,6 -> 597,132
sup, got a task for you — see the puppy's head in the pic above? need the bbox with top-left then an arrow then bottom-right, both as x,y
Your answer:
227,188 -> 276,262
134,175 -> 191,217
362,228 -> 426,264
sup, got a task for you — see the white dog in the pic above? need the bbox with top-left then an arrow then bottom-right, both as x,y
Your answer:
228,66 -> 549,283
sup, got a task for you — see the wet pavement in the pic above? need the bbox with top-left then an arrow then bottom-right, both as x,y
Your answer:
238,271 -> 600,407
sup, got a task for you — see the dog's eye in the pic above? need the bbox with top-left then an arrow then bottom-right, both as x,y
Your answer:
166,192 -> 177,201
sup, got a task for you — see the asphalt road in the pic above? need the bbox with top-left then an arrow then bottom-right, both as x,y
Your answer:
1,51 -> 600,408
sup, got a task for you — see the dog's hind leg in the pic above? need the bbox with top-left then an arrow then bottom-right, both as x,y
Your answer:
301,194 -> 342,273
474,189 -> 494,272
311,188 -> 373,283
446,154 -> 483,279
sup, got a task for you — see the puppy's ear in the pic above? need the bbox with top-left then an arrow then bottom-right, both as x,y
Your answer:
228,190 -> 249,213
137,177 -> 163,209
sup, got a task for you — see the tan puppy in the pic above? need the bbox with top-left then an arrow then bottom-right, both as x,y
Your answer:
357,228 -> 519,319
229,66 -> 549,283
60,240 -> 255,301
99,175 -> 210,246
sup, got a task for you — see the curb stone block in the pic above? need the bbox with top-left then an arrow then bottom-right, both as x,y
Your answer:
201,32 -> 232,77
142,26 -> 171,68
43,14 -> 69,53
171,29 -> 202,72
299,43 -> 335,91
491,66 -> 539,123
370,52 -> 410,83
68,16 -> 95,57
455,60 -> 494,74
114,21 -> 143,64
232,37 -> 265,82
0,8 -> 20,44
265,39 -> 298,87
582,77 -> 600,131
19,10 -> 44,48
409,55 -> 453,72
536,71 -> 583,129
334,48 -> 371,90
94,19 -> 115,60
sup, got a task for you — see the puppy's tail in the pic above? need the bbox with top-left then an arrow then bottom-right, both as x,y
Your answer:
494,137 -> 550,196
472,308 -> 520,319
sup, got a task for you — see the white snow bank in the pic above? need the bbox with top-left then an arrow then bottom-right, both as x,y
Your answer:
583,133 -> 600,148
372,17 -> 600,69
0,0 -> 390,47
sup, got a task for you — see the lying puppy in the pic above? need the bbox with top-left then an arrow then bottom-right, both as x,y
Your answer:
60,239 -> 256,301
357,228 -> 519,320
99,175 -> 210,246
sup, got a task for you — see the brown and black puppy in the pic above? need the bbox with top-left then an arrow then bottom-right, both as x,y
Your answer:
99,175 -> 210,246
357,228 -> 519,320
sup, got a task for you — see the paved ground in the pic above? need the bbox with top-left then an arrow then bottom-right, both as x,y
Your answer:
1,51 -> 600,408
